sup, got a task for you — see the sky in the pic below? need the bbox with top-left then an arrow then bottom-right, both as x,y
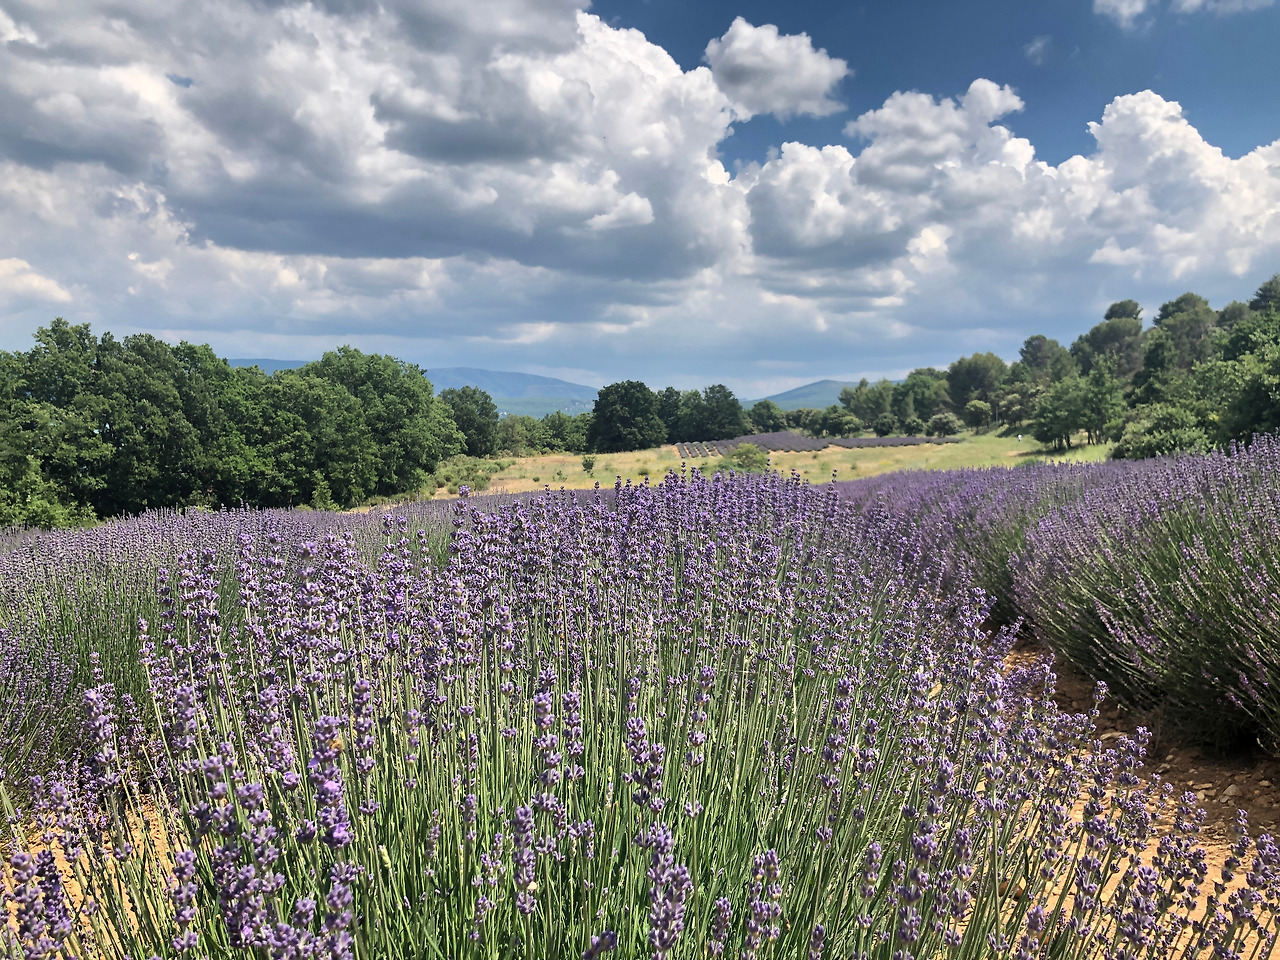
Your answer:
1,0 -> 1279,396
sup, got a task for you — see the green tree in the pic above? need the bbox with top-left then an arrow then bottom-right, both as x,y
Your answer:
726,443 -> 768,473
90,333 -> 209,516
925,412 -> 963,437
839,379 -> 894,423
657,387 -> 683,439
748,399 -> 787,433
1030,378 -> 1085,450
699,384 -> 750,440
996,374 -> 1042,427
947,353 -> 1007,410
1217,301 -> 1257,332
495,415 -> 546,456
1149,292 -> 1218,371
303,348 -> 462,494
1112,404 -> 1212,459
820,406 -> 862,437
785,408 -> 825,436
439,386 -> 500,458
1248,273 -> 1280,313
587,381 -> 666,452
891,369 -> 949,422
962,400 -> 992,430
1019,335 -> 1076,384
250,372 -> 379,508
540,411 -> 591,452
1079,360 -> 1126,445
871,412 -> 897,437
1071,308 -> 1144,379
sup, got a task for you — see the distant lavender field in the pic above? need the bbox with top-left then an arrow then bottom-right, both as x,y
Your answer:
2,463 -> 1278,958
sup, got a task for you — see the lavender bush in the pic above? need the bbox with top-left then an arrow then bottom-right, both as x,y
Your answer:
1014,436 -> 1280,750
834,462 -> 1138,624
3,472 -> 1277,959
0,503 -> 458,785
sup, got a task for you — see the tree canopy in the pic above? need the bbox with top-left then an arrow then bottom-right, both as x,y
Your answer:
587,381 -> 666,453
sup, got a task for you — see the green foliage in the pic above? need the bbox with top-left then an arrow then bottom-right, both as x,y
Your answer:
871,412 -> 896,437
0,322 -> 467,524
726,442 -> 768,472
587,380 -> 667,452
1078,361 -> 1126,445
1030,378 -> 1086,450
838,378 -> 893,423
1018,335 -> 1076,384
433,454 -> 504,494
783,407 -> 825,436
819,405 -> 862,437
658,383 -> 749,442
439,385 -> 499,458
581,455 -> 596,473
925,412 -> 963,437
540,410 -> 591,452
891,368 -> 949,422
946,352 -> 1007,411
1249,272 -> 1280,313
1071,310 -> 1144,379
748,398 -> 787,433
304,347 -> 463,494
495,414 -> 543,455
1215,338 -> 1280,443
962,400 -> 992,430
1112,403 -> 1212,459
901,416 -> 925,436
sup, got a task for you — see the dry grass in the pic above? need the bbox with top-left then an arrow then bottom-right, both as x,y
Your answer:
424,430 -> 1114,499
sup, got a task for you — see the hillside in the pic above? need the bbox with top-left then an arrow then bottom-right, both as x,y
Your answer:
428,366 -> 597,401
749,378 -> 859,411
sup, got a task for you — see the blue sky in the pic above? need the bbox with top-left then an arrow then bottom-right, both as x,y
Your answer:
0,0 -> 1278,395
596,0 -> 1280,167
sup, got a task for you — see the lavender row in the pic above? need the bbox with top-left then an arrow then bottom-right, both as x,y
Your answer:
6,471 -> 1267,958
0,502 -> 457,784
837,437 -> 1280,751
1014,435 -> 1280,749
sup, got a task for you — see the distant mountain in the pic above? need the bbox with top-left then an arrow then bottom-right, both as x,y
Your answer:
427,367 -> 597,401
227,359 -> 598,418
749,379 -> 859,411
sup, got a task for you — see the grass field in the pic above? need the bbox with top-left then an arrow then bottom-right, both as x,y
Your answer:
454,429 -> 1114,497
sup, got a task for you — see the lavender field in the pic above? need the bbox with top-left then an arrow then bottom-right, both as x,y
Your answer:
2,463 -> 1279,958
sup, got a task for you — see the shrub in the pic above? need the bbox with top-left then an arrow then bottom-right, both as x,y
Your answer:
1014,438 -> 1280,749
581,455 -> 596,473
871,412 -> 897,437
925,412 -> 963,437
726,442 -> 768,473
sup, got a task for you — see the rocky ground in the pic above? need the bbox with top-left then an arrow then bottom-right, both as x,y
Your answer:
1043,651 -> 1280,845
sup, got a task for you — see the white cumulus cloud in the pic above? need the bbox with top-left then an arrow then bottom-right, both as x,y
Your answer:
0,0 -> 1277,389
1094,0 -> 1153,27
704,17 -> 849,121
0,258 -> 72,305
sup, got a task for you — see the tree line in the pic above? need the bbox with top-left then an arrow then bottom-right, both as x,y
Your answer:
580,271 -> 1280,458
4,272 -> 1279,525
0,322 -> 478,525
